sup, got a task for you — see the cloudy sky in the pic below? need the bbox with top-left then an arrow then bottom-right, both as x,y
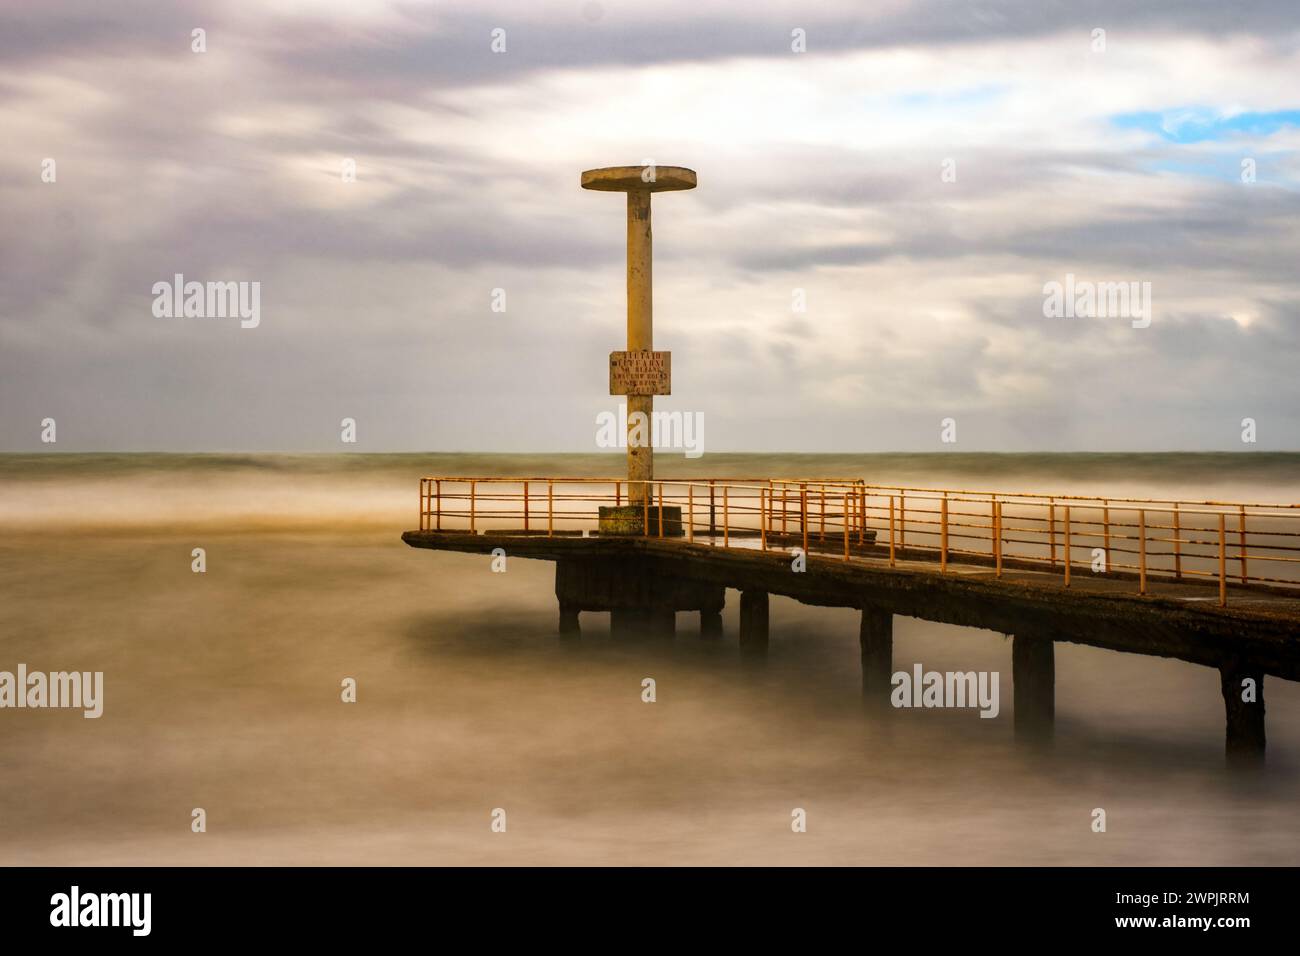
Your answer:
2,0 -> 1298,452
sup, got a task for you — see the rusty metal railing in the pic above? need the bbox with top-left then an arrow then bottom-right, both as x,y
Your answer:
416,477 -> 1300,607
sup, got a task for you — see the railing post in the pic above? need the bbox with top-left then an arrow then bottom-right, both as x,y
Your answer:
658,481 -> 665,538
470,480 -> 477,535
940,494 -> 948,573
1218,513 -> 1227,607
643,491 -> 649,538
781,482 -> 788,536
899,492 -> 906,554
1172,503 -> 1181,579
1138,509 -> 1147,595
615,480 -> 621,507
801,483 -> 808,554
759,487 -> 767,551
1239,505 -> 1248,585
858,482 -> 865,546
435,480 -> 442,531
888,495 -> 896,567
818,487 -> 825,542
723,484 -> 730,548
843,494 -> 850,561
1063,505 -> 1071,587
990,495 -> 997,561
547,480 -> 553,537
687,483 -> 694,542
1101,502 -> 1109,572
523,481 -> 530,532
994,500 -> 1002,578
1048,498 -> 1056,568
709,480 -> 716,537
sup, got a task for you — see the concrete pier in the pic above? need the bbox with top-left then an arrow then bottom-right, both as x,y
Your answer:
1013,633 -> 1055,744
859,607 -> 894,705
1220,660 -> 1266,766
700,608 -> 723,639
739,590 -> 769,656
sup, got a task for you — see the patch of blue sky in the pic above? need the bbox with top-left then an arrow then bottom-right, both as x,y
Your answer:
1112,107 -> 1300,144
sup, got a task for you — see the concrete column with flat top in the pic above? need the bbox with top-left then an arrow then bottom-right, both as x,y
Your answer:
1220,660 -> 1265,766
739,590 -> 769,656
1013,632 -> 1054,743
859,607 -> 893,705
582,165 -> 696,510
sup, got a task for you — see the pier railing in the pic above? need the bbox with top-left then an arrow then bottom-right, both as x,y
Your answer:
417,477 -> 1300,606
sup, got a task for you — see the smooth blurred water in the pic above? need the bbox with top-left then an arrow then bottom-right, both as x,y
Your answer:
0,453 -> 1297,864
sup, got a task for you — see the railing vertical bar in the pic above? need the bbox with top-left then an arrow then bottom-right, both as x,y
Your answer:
858,483 -> 865,546
940,494 -> 948,573
994,500 -> 1002,578
888,495 -> 896,567
688,483 -> 694,543
1048,498 -> 1056,568
843,494 -> 850,561
899,492 -> 906,555
435,480 -> 441,531
1218,513 -> 1227,607
723,485 -> 730,548
760,487 -> 767,551
523,481 -> 529,533
1063,505 -> 1071,588
658,482 -> 665,538
470,480 -> 476,535
547,480 -> 553,537
1239,506 -> 1248,585
801,484 -> 808,555
1102,502 -> 1109,572
1138,509 -> 1147,595
1172,503 -> 1181,580
709,480 -> 716,537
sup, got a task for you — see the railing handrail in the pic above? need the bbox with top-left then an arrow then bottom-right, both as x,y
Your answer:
415,475 -> 1300,606
418,475 -> 1299,512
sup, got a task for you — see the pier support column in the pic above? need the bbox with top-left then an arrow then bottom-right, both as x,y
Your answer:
739,590 -> 769,656
1220,661 -> 1265,766
700,608 -> 723,639
649,607 -> 676,640
859,607 -> 893,706
611,607 -> 650,640
558,603 -> 581,638
1013,633 -> 1054,743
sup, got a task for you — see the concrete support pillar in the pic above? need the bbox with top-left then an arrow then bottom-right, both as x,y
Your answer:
859,607 -> 893,705
700,608 -> 723,639
1220,661 -> 1265,766
1013,632 -> 1054,743
558,603 -> 581,638
739,590 -> 769,656
648,607 -> 676,640
611,607 -> 649,640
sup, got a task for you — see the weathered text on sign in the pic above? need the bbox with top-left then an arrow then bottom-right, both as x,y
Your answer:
610,350 -> 671,396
